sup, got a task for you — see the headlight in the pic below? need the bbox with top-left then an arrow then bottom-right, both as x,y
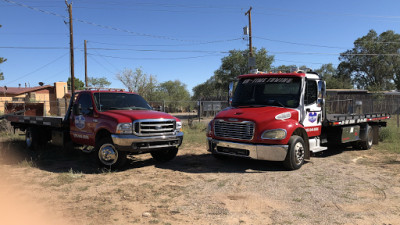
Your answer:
116,123 -> 133,134
206,121 -> 212,135
261,129 -> 287,140
275,112 -> 291,120
176,121 -> 182,132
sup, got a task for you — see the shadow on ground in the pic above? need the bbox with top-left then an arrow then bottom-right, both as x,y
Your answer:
2,139 -> 367,174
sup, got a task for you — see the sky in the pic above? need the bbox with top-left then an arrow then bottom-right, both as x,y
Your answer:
1,0 -> 400,95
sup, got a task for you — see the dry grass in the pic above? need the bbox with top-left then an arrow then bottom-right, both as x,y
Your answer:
0,124 -> 399,224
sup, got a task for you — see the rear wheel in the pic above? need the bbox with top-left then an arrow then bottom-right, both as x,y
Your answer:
151,147 -> 178,162
359,125 -> 373,150
95,137 -> 127,168
283,135 -> 305,170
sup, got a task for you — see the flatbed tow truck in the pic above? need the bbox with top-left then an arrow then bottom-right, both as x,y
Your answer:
207,70 -> 389,170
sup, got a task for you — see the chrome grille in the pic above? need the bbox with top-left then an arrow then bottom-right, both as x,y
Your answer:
214,120 -> 254,140
134,119 -> 175,136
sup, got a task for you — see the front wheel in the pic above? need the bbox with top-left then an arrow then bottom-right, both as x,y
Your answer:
151,147 -> 178,162
283,135 -> 305,170
95,137 -> 127,168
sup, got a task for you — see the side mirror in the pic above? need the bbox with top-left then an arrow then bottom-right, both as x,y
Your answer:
317,80 -> 326,108
228,81 -> 234,105
73,104 -> 82,115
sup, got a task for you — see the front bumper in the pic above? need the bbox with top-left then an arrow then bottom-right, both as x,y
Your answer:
111,132 -> 184,153
207,137 -> 288,161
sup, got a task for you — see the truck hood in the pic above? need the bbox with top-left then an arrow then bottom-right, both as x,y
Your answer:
215,106 -> 298,123
100,110 -> 178,123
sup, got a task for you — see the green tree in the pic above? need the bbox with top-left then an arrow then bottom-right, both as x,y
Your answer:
158,80 -> 191,111
0,25 -> 6,81
193,48 -> 274,100
87,77 -> 111,88
338,30 -> 400,91
315,63 -> 352,89
192,75 -> 223,100
67,77 -> 85,90
214,48 -> 274,90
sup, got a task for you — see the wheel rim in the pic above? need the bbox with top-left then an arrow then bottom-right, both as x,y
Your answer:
98,143 -> 118,166
294,142 -> 304,165
26,130 -> 32,148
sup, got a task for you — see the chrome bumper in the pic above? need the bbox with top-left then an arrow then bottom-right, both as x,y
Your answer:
207,138 -> 288,161
111,132 -> 184,151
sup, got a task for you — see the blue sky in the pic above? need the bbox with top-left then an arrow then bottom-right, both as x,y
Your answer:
1,0 -> 400,95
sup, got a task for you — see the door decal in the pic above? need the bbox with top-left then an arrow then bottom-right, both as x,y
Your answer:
308,112 -> 317,123
75,115 -> 86,129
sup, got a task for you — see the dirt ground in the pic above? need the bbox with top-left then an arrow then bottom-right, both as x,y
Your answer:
0,139 -> 400,225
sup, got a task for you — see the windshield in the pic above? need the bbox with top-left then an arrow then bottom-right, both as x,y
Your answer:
93,92 -> 152,111
232,77 -> 302,108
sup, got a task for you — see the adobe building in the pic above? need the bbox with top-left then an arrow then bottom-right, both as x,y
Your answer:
0,82 -> 69,116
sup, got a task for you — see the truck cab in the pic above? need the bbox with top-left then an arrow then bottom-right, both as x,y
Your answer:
69,89 -> 184,167
206,70 -> 387,170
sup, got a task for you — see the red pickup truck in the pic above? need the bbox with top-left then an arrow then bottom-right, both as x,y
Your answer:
7,89 -> 184,168
207,70 -> 389,170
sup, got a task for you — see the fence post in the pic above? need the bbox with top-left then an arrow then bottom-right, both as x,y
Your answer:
163,100 -> 165,112
397,98 -> 399,129
198,100 -> 201,122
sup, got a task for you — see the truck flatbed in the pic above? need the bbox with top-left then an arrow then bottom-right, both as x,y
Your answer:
6,115 -> 64,128
326,113 -> 390,126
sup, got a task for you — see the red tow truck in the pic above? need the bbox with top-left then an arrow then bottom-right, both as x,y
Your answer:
206,70 -> 389,170
6,89 -> 183,168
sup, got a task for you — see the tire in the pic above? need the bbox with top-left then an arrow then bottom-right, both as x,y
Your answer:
359,125 -> 373,150
95,137 -> 127,168
151,147 -> 178,162
283,135 -> 306,170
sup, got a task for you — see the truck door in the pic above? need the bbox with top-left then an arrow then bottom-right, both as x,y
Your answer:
70,93 -> 96,146
303,79 -> 322,137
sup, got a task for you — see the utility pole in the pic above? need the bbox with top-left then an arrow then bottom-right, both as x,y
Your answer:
84,40 -> 88,87
66,0 -> 75,96
245,7 -> 255,71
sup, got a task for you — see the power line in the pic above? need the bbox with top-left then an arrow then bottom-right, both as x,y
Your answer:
1,0 -> 234,43
0,46 -> 229,53
4,52 -> 69,85
254,36 -> 348,49
88,54 -> 115,74
3,45 -> 400,56
274,59 -> 339,66
89,38 -> 243,47
87,52 -> 224,60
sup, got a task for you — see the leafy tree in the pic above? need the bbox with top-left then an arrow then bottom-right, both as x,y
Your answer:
315,63 -> 352,89
158,80 -> 190,111
116,68 -> 158,100
214,48 -> 274,90
193,48 -> 274,100
338,30 -> 400,91
192,75 -> 224,100
0,25 -> 6,81
67,77 -> 85,90
87,76 -> 111,88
